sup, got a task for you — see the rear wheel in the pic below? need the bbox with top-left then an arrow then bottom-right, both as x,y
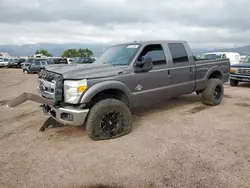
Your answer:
230,79 -> 238,86
86,99 -> 132,141
201,78 -> 224,106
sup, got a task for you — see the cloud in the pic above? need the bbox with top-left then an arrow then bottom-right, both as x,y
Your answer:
0,0 -> 249,48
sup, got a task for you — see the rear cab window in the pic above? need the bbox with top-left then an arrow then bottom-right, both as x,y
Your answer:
168,43 -> 189,64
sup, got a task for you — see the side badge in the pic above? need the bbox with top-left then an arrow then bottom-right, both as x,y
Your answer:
135,84 -> 143,91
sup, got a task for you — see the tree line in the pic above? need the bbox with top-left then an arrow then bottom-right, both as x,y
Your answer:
35,48 -> 94,58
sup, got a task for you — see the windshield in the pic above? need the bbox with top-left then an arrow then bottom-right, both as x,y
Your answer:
202,54 -> 222,60
93,44 -> 140,66
243,54 -> 250,63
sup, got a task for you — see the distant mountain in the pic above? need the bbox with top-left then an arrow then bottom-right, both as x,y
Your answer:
0,43 -> 109,57
0,43 -> 249,57
193,45 -> 250,56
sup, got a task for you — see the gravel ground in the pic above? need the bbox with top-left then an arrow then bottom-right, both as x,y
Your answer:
0,69 -> 250,188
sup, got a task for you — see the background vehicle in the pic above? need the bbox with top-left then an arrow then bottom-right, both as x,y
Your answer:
0,57 -> 9,68
21,59 -> 35,68
28,40 -> 230,141
78,57 -> 96,64
230,53 -> 250,86
52,58 -> 73,64
202,52 -> 241,65
71,57 -> 96,64
8,58 -> 23,68
200,53 -> 222,60
240,55 -> 246,63
23,61 -> 51,74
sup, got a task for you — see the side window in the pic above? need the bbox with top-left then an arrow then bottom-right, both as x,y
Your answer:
138,44 -> 166,66
35,62 -> 40,66
168,43 -> 189,63
222,54 -> 226,58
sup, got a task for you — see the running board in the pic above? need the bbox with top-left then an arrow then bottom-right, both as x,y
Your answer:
7,93 -> 55,108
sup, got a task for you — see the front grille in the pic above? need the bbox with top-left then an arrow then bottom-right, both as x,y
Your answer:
38,70 -> 62,82
238,68 -> 250,75
38,70 -> 63,102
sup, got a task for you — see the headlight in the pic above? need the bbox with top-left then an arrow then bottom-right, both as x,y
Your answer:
64,79 -> 87,104
230,67 -> 237,73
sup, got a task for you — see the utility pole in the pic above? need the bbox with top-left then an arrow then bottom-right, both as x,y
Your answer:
102,44 -> 105,53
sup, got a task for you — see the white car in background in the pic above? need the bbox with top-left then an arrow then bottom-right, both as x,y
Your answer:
203,52 -> 241,65
0,57 -> 9,68
240,55 -> 246,63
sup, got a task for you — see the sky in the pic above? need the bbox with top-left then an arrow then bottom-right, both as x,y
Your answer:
0,0 -> 249,49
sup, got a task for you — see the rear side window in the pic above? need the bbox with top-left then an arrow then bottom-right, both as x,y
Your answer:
168,43 -> 189,63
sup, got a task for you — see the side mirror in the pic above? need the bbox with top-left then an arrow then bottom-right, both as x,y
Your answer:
134,56 -> 153,73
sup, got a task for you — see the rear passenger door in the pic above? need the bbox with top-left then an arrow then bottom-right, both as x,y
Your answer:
167,43 -> 196,96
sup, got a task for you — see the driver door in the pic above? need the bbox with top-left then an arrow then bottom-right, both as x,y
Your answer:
131,44 -> 171,106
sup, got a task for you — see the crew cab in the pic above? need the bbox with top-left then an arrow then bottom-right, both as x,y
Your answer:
230,53 -> 250,86
36,40 -> 230,141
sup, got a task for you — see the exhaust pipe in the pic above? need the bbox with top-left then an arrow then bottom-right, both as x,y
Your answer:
7,93 -> 55,108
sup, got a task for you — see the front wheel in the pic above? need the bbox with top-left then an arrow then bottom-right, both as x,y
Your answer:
23,70 -> 28,74
230,79 -> 238,86
201,79 -> 224,106
86,99 -> 132,141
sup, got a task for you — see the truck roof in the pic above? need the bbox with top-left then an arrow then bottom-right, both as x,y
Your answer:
118,40 -> 188,46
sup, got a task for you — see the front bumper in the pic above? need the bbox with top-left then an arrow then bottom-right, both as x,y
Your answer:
0,63 -> 8,67
230,74 -> 250,82
43,105 -> 89,126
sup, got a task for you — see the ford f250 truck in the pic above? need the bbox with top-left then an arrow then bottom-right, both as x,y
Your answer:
230,53 -> 250,86
9,41 -> 230,141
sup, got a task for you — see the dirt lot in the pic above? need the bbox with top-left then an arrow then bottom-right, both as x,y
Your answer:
0,69 -> 250,188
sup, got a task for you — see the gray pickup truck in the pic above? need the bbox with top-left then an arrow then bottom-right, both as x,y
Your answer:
36,40 -> 230,140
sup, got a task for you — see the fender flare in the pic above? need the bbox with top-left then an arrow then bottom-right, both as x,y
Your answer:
204,66 -> 223,81
80,80 -> 133,105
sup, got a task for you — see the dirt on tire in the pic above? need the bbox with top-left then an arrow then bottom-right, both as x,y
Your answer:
86,98 -> 132,141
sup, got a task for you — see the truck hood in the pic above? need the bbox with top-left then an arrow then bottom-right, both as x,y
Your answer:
231,63 -> 250,68
45,63 -> 129,79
